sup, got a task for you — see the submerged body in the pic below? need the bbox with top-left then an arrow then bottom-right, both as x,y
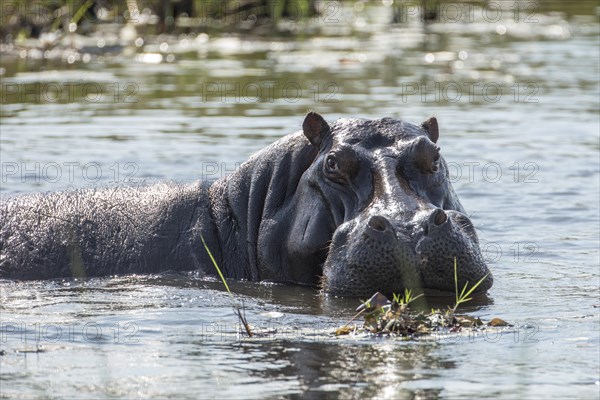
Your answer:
0,113 -> 492,296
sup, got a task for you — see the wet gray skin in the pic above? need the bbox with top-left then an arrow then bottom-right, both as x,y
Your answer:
297,113 -> 492,296
0,112 -> 492,297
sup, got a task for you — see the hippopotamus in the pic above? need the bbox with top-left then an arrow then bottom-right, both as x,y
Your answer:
0,112 -> 492,297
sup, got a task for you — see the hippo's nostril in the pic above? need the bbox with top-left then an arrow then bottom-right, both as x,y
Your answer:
433,209 -> 447,226
368,215 -> 389,232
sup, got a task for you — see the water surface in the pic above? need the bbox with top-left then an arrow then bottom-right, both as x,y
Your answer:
1,2 -> 599,399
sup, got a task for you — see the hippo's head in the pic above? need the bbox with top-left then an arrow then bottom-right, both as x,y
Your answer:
285,112 -> 492,297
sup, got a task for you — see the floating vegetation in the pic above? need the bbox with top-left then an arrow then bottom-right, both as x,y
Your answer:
336,259 -> 508,339
1,0 -> 319,41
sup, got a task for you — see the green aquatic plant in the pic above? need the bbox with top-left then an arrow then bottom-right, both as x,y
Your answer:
392,288 -> 424,307
48,0 -> 94,32
70,0 -> 94,25
201,235 -> 253,337
4,0 -> 319,40
451,257 -> 490,314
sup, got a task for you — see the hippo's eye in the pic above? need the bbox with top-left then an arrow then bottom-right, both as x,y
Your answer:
326,155 -> 337,171
432,152 -> 440,172
432,156 -> 440,172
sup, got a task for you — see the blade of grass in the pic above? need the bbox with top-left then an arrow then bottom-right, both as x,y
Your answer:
71,0 -> 94,24
201,234 -> 252,337
454,257 -> 459,305
201,234 -> 231,295
452,257 -> 490,312
459,274 -> 489,304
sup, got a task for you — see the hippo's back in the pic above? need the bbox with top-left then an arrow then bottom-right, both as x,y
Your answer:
0,182 -> 212,280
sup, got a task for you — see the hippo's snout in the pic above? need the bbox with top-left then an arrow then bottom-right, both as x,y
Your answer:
418,209 -> 479,250
323,207 -> 492,297
415,209 -> 491,293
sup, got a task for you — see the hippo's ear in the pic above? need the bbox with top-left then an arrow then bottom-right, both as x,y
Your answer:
421,117 -> 439,143
303,112 -> 330,147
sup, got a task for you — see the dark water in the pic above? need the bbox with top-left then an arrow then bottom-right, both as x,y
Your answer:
1,2 -> 599,399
